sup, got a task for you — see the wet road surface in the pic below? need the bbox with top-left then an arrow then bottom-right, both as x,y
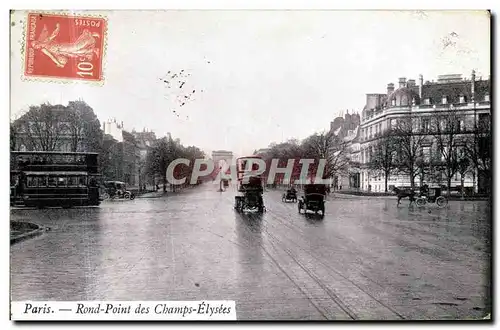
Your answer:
10,184 -> 491,320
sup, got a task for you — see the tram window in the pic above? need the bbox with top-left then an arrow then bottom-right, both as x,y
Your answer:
37,176 -> 47,187
10,175 -> 19,186
48,177 -> 57,187
27,177 -> 38,187
68,176 -> 79,187
89,177 -> 98,187
57,177 -> 68,187
78,176 -> 87,186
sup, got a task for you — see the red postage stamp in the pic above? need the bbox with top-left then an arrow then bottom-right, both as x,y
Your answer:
24,12 -> 106,82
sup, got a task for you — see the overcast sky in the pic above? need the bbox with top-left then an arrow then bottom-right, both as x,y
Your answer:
10,10 -> 490,157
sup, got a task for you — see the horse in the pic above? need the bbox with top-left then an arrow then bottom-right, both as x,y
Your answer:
392,187 -> 416,206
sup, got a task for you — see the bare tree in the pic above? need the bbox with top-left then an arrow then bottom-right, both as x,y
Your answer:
10,123 -> 18,151
391,116 -> 428,189
464,113 -> 491,194
368,131 -> 398,192
145,135 -> 205,192
430,110 -> 467,196
272,140 -> 303,185
12,103 -> 66,151
301,131 -> 350,181
146,137 -> 170,192
67,100 -> 103,152
457,154 -> 471,198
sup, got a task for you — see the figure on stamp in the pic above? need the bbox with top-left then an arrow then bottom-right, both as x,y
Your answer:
32,23 -> 100,68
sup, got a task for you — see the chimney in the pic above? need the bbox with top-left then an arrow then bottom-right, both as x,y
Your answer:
398,77 -> 407,88
387,83 -> 395,96
121,121 -> 124,128
419,74 -> 423,98
471,69 -> 476,101
407,79 -> 416,87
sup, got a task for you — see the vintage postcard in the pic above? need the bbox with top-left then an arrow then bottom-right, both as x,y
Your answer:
9,10 -> 492,321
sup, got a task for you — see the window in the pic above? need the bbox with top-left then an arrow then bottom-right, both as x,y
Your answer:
421,118 -> 430,133
48,177 -> 57,187
441,147 -> 448,161
78,176 -> 87,187
440,118 -> 446,131
454,119 -> 464,132
479,113 -> 491,131
424,98 -> 431,105
442,96 -> 448,104
57,177 -> 67,187
38,176 -> 47,187
391,99 -> 396,106
369,127 -> 372,138
423,147 -> 431,162
459,95 -> 466,104
68,176 -> 79,187
27,177 -> 38,187
484,94 -> 490,102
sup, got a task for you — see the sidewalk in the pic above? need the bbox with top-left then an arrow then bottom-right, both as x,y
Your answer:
136,184 -> 202,198
136,191 -> 167,198
335,190 -> 489,201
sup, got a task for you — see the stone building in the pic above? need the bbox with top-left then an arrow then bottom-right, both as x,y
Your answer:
132,128 -> 157,188
358,71 -> 491,193
101,119 -> 140,186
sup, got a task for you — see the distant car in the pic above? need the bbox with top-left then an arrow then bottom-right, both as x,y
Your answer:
298,184 -> 326,216
282,188 -> 297,203
102,181 -> 136,200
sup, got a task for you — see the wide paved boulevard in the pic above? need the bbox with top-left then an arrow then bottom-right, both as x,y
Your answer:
10,183 -> 491,320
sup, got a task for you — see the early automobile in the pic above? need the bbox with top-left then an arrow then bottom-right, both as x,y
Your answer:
298,184 -> 326,216
234,156 -> 266,213
282,187 -> 298,203
102,181 -> 136,200
415,186 -> 448,208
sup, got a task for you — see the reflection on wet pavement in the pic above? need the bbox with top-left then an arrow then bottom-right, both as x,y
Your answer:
10,184 -> 491,320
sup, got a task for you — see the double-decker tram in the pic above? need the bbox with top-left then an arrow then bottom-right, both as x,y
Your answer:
10,151 -> 101,208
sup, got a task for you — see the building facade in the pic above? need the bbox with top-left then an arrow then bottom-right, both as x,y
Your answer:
132,128 -> 157,188
12,104 -> 102,153
102,119 -> 140,186
358,71 -> 491,193
328,112 -> 361,190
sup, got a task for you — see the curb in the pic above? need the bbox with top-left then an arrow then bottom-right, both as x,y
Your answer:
10,223 -> 48,245
334,192 -> 489,201
136,195 -> 166,199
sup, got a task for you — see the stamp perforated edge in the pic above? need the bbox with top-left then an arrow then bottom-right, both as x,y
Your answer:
18,10 -> 108,86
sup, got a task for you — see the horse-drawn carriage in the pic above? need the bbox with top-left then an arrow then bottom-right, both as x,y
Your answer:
416,187 -> 448,207
282,187 -> 297,202
393,186 -> 448,208
298,184 -> 326,216
234,156 -> 266,213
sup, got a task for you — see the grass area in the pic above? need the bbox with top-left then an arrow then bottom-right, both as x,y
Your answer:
10,221 -> 39,238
